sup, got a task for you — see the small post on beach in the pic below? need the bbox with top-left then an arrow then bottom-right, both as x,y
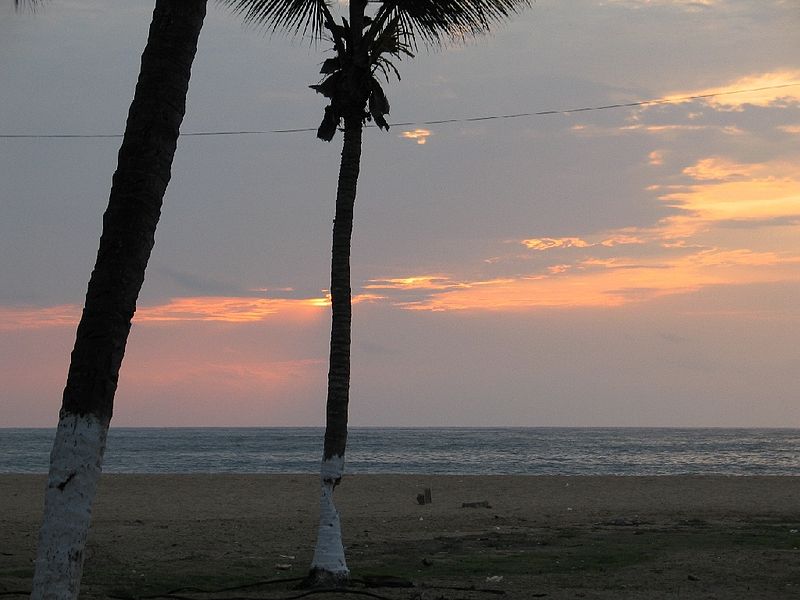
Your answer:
417,487 -> 433,505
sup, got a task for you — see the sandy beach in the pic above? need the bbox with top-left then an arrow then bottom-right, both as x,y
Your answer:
1,474 -> 798,599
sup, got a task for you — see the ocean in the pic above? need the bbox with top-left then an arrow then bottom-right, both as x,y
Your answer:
1,427 -> 798,475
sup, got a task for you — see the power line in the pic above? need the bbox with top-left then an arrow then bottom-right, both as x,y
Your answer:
1,82 -> 797,140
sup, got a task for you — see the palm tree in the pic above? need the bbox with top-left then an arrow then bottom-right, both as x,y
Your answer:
222,0 -> 530,585
26,2 -> 208,598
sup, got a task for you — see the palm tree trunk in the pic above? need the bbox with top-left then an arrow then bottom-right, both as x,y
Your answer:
31,3 -> 206,599
309,117 -> 363,585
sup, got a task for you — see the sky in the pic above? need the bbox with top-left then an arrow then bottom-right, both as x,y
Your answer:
1,0 -> 799,428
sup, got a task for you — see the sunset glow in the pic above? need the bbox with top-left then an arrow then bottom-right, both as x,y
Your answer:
6,153 -> 800,323
377,152 -> 800,313
3,1 -> 798,427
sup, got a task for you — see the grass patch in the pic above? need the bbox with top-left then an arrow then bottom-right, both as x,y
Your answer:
81,561 -> 306,599
356,520 -> 800,585
729,523 -> 800,550
356,529 -> 656,582
0,568 -> 34,579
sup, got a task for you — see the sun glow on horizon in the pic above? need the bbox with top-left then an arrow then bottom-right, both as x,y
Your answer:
0,295 -> 332,331
0,290 -> 398,331
135,296 -> 329,323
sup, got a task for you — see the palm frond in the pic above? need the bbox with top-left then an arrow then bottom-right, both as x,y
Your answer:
369,13 -> 414,67
14,0 -> 48,11
216,0 -> 330,39
368,77 -> 391,130
382,0 -> 531,45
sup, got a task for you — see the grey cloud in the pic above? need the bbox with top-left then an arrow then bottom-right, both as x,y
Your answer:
713,216 -> 800,229
152,265 -> 244,296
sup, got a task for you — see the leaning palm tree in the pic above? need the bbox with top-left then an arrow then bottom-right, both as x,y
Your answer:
27,2 -> 207,599
222,0 -> 530,585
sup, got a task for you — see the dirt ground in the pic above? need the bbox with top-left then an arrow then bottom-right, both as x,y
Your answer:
1,474 -> 799,599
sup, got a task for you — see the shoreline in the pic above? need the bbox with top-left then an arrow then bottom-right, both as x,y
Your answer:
3,473 -> 799,523
4,428 -> 797,477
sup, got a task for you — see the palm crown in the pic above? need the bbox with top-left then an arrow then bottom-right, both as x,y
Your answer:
223,1 -> 529,41
221,0 -> 530,140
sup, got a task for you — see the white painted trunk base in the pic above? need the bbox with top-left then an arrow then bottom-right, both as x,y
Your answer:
31,413 -> 108,600
310,455 -> 349,578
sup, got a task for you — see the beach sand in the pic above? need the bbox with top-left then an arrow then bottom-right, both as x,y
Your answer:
1,474 -> 798,599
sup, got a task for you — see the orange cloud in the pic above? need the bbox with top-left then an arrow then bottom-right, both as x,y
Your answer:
522,237 -> 591,250
578,123 -> 744,138
600,234 -> 646,247
0,291 -> 396,332
364,275 -> 463,290
400,129 -> 432,144
667,179 -> 800,223
522,234 -> 644,251
0,304 -> 80,330
665,158 -> 800,226
135,293 -> 382,323
621,124 -> 711,134
398,246 -> 799,312
134,296 -> 327,324
681,157 -> 758,181
0,295 -> 333,331
648,150 -> 665,165
662,71 -> 800,110
548,264 -> 571,275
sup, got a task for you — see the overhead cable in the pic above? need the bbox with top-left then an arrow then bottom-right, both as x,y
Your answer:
1,82 -> 797,140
